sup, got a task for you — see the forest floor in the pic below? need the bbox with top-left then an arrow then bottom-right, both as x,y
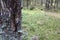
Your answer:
22,9 -> 60,40
45,12 -> 60,18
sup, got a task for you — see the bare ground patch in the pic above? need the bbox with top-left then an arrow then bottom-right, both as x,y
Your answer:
45,12 -> 60,18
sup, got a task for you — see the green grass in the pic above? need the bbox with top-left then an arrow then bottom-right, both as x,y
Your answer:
22,9 -> 60,40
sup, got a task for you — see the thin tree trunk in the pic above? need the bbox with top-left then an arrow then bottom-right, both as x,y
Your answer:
26,0 -> 29,8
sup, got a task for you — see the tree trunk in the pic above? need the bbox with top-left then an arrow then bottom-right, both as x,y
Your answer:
45,0 -> 50,9
26,0 -> 29,8
0,0 -> 22,40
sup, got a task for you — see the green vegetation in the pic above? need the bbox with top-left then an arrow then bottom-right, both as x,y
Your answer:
22,9 -> 60,40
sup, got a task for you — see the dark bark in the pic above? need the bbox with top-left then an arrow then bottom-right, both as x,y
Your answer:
0,0 -> 22,40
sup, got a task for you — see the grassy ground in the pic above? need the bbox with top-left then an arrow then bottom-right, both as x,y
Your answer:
22,9 -> 60,40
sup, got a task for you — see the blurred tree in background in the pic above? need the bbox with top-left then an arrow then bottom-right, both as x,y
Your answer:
22,0 -> 60,10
